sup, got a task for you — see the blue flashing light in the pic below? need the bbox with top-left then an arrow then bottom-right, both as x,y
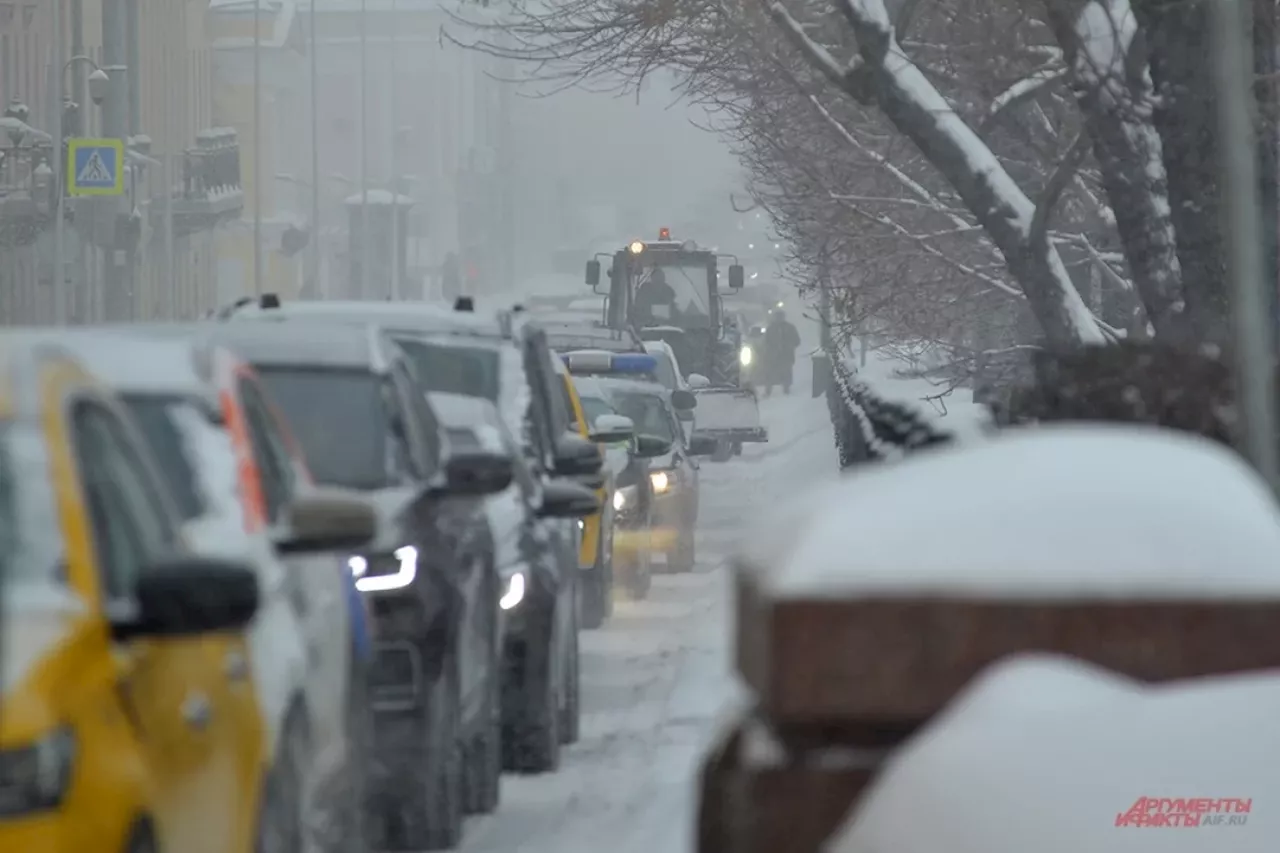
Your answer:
610,353 -> 659,374
562,350 -> 658,376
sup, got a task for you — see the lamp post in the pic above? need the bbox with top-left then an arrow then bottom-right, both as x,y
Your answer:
1212,0 -> 1279,494
358,0 -> 369,297
309,0 -> 320,297
252,0 -> 263,297
51,55 -> 109,325
389,0 -> 400,300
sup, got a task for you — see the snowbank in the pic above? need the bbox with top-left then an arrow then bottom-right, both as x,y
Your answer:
746,423 -> 1280,599
833,654 -> 1279,853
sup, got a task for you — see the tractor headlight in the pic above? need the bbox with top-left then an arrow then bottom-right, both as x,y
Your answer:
739,345 -> 753,367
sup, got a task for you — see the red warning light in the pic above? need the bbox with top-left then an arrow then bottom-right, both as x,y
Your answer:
658,227 -> 670,240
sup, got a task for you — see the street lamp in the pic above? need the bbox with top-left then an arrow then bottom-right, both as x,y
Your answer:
52,57 -> 110,325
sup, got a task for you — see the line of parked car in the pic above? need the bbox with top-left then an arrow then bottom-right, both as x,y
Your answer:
0,294 -> 720,853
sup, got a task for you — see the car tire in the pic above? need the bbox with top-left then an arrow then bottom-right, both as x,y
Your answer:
558,603 -> 581,744
620,553 -> 652,601
505,616 -> 561,774
580,526 -> 614,629
711,440 -> 733,462
389,669 -> 463,851
669,528 -> 696,574
465,597 -> 502,815
256,710 -> 309,853
732,441 -> 743,456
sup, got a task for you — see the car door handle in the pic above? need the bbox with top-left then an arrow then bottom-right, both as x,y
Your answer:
182,693 -> 213,730
224,650 -> 250,682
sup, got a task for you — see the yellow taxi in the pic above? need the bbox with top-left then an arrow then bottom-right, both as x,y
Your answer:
0,337 -> 266,853
552,357 -> 626,628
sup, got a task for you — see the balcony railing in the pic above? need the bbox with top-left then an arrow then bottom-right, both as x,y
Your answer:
178,127 -> 243,213
144,127 -> 243,234
0,117 -> 56,247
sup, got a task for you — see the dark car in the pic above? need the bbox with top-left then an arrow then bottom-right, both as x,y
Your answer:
428,390 -> 599,773
201,319 -> 511,851
588,375 -> 718,573
219,295 -> 608,773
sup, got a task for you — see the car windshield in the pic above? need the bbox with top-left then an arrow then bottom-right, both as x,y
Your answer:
610,391 -> 674,442
255,367 -> 390,490
120,393 -> 207,521
636,263 -> 711,327
394,337 -> 501,402
578,394 -> 615,425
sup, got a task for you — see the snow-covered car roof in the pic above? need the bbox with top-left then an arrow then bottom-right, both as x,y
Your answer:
741,423 -> 1280,600
17,328 -> 215,402
833,653 -> 1276,853
543,322 -> 644,353
581,374 -> 670,400
202,320 -> 399,372
225,298 -> 508,339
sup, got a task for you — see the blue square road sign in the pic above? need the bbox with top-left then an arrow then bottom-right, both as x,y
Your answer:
67,138 -> 124,197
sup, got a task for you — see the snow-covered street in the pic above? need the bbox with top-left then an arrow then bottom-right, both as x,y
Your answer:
458,353 -> 976,853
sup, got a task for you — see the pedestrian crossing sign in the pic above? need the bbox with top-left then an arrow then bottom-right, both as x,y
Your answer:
67,138 -> 124,196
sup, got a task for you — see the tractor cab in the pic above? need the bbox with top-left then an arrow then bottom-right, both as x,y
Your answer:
586,228 -> 745,386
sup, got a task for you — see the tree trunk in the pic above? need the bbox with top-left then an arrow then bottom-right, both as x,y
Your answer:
1130,0 -> 1229,343
1041,0 -> 1190,342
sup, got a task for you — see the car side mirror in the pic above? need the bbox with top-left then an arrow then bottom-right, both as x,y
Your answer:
585,259 -> 601,287
728,265 -> 744,289
554,432 -> 604,477
538,478 -> 600,518
634,434 -> 673,459
687,373 -> 711,389
114,556 -> 260,640
442,449 -> 515,496
688,433 -> 720,457
589,414 -> 634,444
275,488 -> 378,555
671,389 -> 697,410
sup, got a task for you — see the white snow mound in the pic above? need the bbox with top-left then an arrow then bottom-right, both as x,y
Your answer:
746,423 -> 1280,599
832,654 -> 1279,853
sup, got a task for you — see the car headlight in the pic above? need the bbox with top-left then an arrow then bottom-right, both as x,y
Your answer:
650,470 -> 671,494
612,489 -> 627,511
499,571 -> 526,610
739,345 -> 753,366
577,518 -> 586,531
0,727 -> 76,816
349,545 -> 418,593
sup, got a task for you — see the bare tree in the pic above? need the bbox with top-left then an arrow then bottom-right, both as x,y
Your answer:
455,0 -> 1265,360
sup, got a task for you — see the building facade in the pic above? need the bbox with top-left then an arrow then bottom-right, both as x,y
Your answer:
208,0 -> 310,299
0,0 -> 242,324
302,0 -> 514,297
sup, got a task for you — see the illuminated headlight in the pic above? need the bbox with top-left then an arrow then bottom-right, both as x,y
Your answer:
499,572 -> 526,610
612,490 -> 627,512
739,345 -> 753,367
0,727 -> 76,816
577,518 -> 586,531
349,545 -> 418,593
650,470 -> 671,494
